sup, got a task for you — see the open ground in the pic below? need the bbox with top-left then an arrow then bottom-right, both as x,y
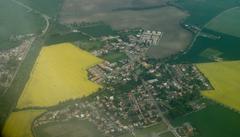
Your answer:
173,102 -> 240,137
60,0 -> 170,19
206,7 -> 240,38
36,119 -> 105,137
60,3 -> 192,59
0,0 -> 44,50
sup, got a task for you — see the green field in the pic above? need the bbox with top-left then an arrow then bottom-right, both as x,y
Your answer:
173,102 -> 240,137
197,61 -> 240,111
0,0 -> 44,50
35,119 -> 105,137
173,0 -> 240,26
176,29 -> 240,63
206,7 -> 240,38
76,40 -> 105,52
19,0 -> 63,17
60,5 -> 192,59
119,122 -> 168,137
76,22 -> 117,37
45,32 -> 90,45
160,131 -> 175,137
101,51 -> 128,63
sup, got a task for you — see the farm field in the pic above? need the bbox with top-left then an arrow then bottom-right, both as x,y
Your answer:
173,103 -> 240,137
160,132 -> 175,137
60,2 -> 192,59
101,51 -> 128,63
206,7 -> 240,38
60,0 -> 171,21
35,119 -> 105,137
2,110 -> 45,137
173,0 -> 240,26
19,0 -> 63,17
75,40 -> 105,52
119,122 -> 168,137
176,29 -> 240,63
0,0 -> 44,50
197,61 -> 240,111
17,43 -> 103,108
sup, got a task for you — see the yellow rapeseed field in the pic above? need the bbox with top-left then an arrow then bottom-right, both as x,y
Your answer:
17,43 -> 103,108
2,110 -> 45,137
197,61 -> 240,111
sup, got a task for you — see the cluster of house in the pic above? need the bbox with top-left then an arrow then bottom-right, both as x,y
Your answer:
138,30 -> 162,46
33,29 -> 211,137
0,37 -> 35,88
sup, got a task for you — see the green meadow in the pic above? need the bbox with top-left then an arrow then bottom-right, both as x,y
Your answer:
207,7 -> 240,38
173,102 -> 240,137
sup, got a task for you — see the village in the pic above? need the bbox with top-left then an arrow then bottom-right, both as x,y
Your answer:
33,29 -> 211,137
0,36 -> 35,93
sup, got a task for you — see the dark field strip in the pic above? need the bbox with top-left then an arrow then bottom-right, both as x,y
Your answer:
45,32 -> 90,45
172,101 -> 240,137
176,29 -> 240,63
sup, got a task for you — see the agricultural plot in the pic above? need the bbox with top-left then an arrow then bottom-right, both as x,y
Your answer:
206,7 -> 240,38
35,119 -> 105,137
173,103 -> 240,137
197,61 -> 240,111
19,0 -> 63,17
60,4 -> 192,59
101,51 -> 128,63
17,43 -> 103,108
75,40 -> 105,52
119,122 -> 168,137
60,0 -> 170,22
0,0 -> 44,50
2,110 -> 45,137
177,29 -> 240,63
173,0 -> 240,26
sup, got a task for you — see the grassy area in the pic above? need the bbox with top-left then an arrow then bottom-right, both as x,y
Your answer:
59,0 -> 171,24
45,32 -> 90,45
35,119 -> 105,137
206,7 -> 240,38
2,110 -> 45,137
77,22 -> 117,37
160,131 -> 175,137
197,61 -> 240,111
120,122 -> 168,137
172,102 -> 240,137
177,29 -> 240,63
17,43 -> 103,108
101,51 -> 128,63
0,0 -> 44,50
76,40 -> 105,52
173,0 -> 240,26
19,0 -> 63,17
